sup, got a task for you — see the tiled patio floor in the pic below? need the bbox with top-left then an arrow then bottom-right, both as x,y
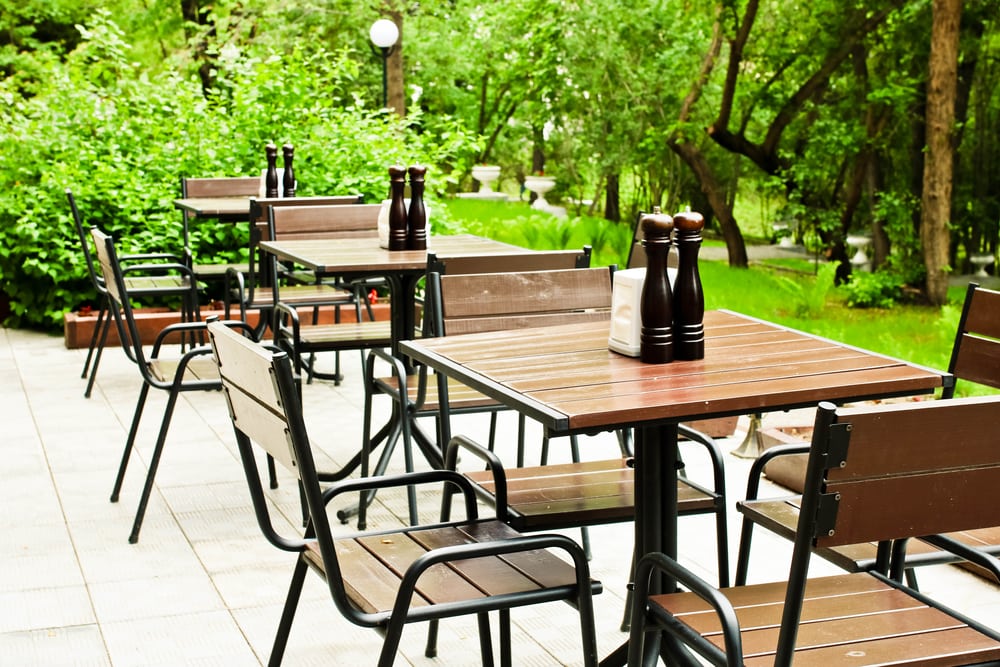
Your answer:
2,326 -> 998,665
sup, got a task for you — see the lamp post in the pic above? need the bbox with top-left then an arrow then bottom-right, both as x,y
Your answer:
369,18 -> 399,109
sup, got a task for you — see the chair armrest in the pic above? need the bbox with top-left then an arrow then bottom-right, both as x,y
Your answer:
121,262 -> 194,278
911,534 -> 1000,581
630,552 -> 743,667
677,424 -> 727,502
443,435 -> 510,523
151,319 -> 257,354
393,531 -> 595,624
367,347 -> 430,411
322,469 -> 480,522
743,443 -> 810,501
120,252 -> 187,264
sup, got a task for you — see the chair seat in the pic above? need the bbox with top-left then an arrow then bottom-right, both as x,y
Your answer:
193,262 -> 250,279
373,374 -> 503,413
242,284 -> 356,310
463,458 -> 717,531
302,519 -> 600,615
148,356 -> 220,383
647,572 -> 1000,666
738,497 -> 941,572
285,320 -> 393,351
123,275 -> 193,291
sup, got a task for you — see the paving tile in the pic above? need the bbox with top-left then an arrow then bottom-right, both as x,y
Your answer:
0,625 -> 110,666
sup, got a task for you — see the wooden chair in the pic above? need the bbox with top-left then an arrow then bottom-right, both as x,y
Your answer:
734,282 -> 1000,586
206,321 -> 601,667
628,396 -> 1000,667
423,266 -> 726,578
222,195 -> 364,331
269,203 -> 394,385
352,249 -> 595,528
68,188 -> 202,398
179,176 -> 262,284
89,227 -> 256,543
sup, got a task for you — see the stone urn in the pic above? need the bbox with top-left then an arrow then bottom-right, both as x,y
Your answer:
471,165 -> 502,194
523,175 -> 556,210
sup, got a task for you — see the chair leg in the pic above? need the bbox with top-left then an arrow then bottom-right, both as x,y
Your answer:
268,556 -> 309,667
81,298 -> 107,379
499,609 -> 511,667
479,612 -> 497,667
128,389 -> 182,544
734,516 -> 755,586
110,383 -> 151,503
84,304 -> 113,399
714,501 -> 731,587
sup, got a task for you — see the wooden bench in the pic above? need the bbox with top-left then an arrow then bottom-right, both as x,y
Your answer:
629,395 -> 1000,666
206,321 -> 602,667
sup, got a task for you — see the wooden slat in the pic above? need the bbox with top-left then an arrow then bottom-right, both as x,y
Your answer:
827,396 -> 1000,481
355,528 -> 486,605
183,176 -> 261,198
457,520 -> 584,590
964,286 -> 1000,340
823,466 -> 1000,547
269,204 -> 382,240
436,249 -> 588,275
295,321 -> 393,349
951,334 -> 1000,390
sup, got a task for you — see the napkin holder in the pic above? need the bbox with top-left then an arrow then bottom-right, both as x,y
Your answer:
608,267 -> 677,357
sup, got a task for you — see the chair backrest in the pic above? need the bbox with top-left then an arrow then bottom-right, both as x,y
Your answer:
776,395 -> 1000,658
266,203 -> 381,241
89,227 -> 146,365
627,210 -> 679,270
946,283 -> 1000,396
67,188 -> 105,294
181,176 -> 262,198
428,246 -> 592,276
207,321 -> 344,578
431,265 -> 613,337
240,196 -> 366,291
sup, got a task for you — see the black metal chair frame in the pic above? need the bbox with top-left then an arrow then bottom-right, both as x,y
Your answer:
69,187 -> 201,398
207,321 -> 601,667
90,226 -> 256,543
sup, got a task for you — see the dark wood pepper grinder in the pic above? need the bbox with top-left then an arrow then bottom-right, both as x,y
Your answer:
264,143 -> 279,198
673,209 -> 705,360
640,207 -> 674,364
281,143 -> 295,197
387,165 -> 408,251
406,165 -> 427,250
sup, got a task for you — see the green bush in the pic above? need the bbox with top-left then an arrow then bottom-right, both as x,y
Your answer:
0,11 -> 477,329
840,270 -> 904,309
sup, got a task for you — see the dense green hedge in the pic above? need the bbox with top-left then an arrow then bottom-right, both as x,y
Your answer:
0,13 -> 478,329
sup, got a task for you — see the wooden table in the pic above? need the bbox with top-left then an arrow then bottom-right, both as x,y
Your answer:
400,311 -> 950,665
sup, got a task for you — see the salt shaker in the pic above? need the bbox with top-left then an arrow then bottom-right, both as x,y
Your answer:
640,207 -> 674,364
387,165 -> 408,251
264,143 -> 279,198
281,144 -> 295,197
673,210 -> 705,360
406,165 -> 427,250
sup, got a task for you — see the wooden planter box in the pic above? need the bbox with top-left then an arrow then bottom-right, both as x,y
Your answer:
756,425 -> 811,493
684,415 -> 739,440
64,302 -> 391,349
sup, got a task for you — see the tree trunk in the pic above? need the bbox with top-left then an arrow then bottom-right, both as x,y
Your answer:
920,0 -> 962,305
605,173 -> 621,222
670,139 -> 748,267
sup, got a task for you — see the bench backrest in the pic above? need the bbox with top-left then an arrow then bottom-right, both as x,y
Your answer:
947,283 -> 1000,394
432,265 -> 613,336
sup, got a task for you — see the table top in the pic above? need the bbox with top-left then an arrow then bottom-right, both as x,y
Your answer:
173,197 -> 253,218
400,310 -> 951,434
259,234 -> 523,274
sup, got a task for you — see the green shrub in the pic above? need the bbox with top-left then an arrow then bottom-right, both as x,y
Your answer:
840,270 -> 904,309
0,11 -> 477,329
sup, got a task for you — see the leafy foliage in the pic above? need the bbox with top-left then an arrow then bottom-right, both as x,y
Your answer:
0,10 -> 477,329
839,270 -> 904,309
